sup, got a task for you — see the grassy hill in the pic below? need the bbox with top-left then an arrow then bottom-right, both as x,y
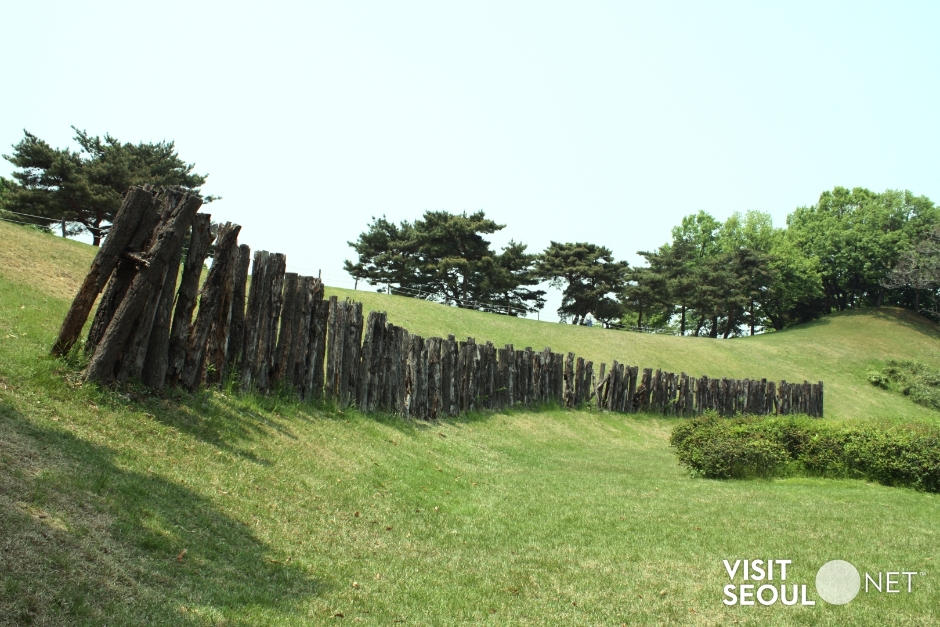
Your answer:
1,221 -> 938,625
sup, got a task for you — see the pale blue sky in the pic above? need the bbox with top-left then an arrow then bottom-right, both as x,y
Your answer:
4,2 -> 939,321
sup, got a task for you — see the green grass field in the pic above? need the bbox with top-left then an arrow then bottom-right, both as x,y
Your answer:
1,222 -> 938,625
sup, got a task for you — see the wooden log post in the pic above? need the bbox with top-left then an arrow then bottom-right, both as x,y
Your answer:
625,366 -> 638,413
405,334 -> 427,419
573,357 -> 584,406
817,381 -> 824,418
255,253 -> 286,393
53,186 -> 161,355
271,273 -> 303,388
583,361 -> 595,403
595,363 -> 607,409
85,196 -> 169,358
164,213 -> 215,385
469,339 -> 481,410
139,227 -> 186,390
286,276 -> 317,391
485,342 -> 496,409
301,291 -> 329,400
394,327 -> 410,415
180,223 -> 242,391
203,230 -> 243,387
606,361 -> 619,411
239,251 -> 286,391
505,345 -> 516,408
117,217 -> 190,384
84,191 -> 203,384
428,337 -> 442,419
357,311 -> 386,411
495,347 -> 508,409
441,335 -> 457,415
239,251 -> 270,387
224,244 -> 251,376
340,300 -> 363,407
563,352 -> 575,408
381,323 -> 400,413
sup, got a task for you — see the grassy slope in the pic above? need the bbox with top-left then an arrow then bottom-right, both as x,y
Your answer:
1,221 -> 938,626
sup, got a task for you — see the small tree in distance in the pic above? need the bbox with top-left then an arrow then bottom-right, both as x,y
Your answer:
534,241 -> 628,326
345,211 -> 545,315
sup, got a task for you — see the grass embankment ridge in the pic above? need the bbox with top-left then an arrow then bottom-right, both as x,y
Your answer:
1,221 -> 938,625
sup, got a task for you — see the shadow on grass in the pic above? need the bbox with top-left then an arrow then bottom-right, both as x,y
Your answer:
0,399 -> 323,626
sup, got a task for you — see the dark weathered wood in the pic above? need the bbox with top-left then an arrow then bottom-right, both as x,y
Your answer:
224,244 -> 251,374
417,336 -> 429,418
587,360 -> 596,405
606,360 -> 619,411
85,192 -> 169,356
53,187 -> 161,355
358,311 -> 387,411
180,222 -> 242,391
397,329 -> 411,415
241,252 -> 286,392
301,289 -> 329,399
563,352 -> 575,408
342,300 -> 363,407
84,191 -> 203,384
204,235 -> 243,388
117,215 -> 189,385
465,339 -> 479,410
286,276 -> 316,391
139,228 -> 186,390
164,213 -> 215,384
440,335 -> 456,415
325,297 -> 345,401
427,337 -> 442,419
272,273 -> 303,388
505,345 -> 516,408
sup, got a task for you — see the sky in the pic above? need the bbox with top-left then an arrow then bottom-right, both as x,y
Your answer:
3,1 -> 939,321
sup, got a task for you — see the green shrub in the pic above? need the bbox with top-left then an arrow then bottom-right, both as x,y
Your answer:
868,359 -> 940,411
670,413 -> 940,492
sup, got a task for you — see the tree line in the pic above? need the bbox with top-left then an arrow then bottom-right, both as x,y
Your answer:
346,187 -> 940,335
4,128 -> 938,335
0,128 -> 213,245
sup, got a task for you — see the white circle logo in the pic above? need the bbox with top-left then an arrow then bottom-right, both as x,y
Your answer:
815,560 -> 860,605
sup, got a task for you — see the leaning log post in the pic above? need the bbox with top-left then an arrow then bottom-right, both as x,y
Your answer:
180,222 -> 242,391
165,213 -> 215,385
53,186 -> 161,355
139,228 -> 187,390
117,215 -> 189,385
84,191 -> 203,384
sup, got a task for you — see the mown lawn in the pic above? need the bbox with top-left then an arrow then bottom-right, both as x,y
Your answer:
2,380 -> 938,624
1,221 -> 938,625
